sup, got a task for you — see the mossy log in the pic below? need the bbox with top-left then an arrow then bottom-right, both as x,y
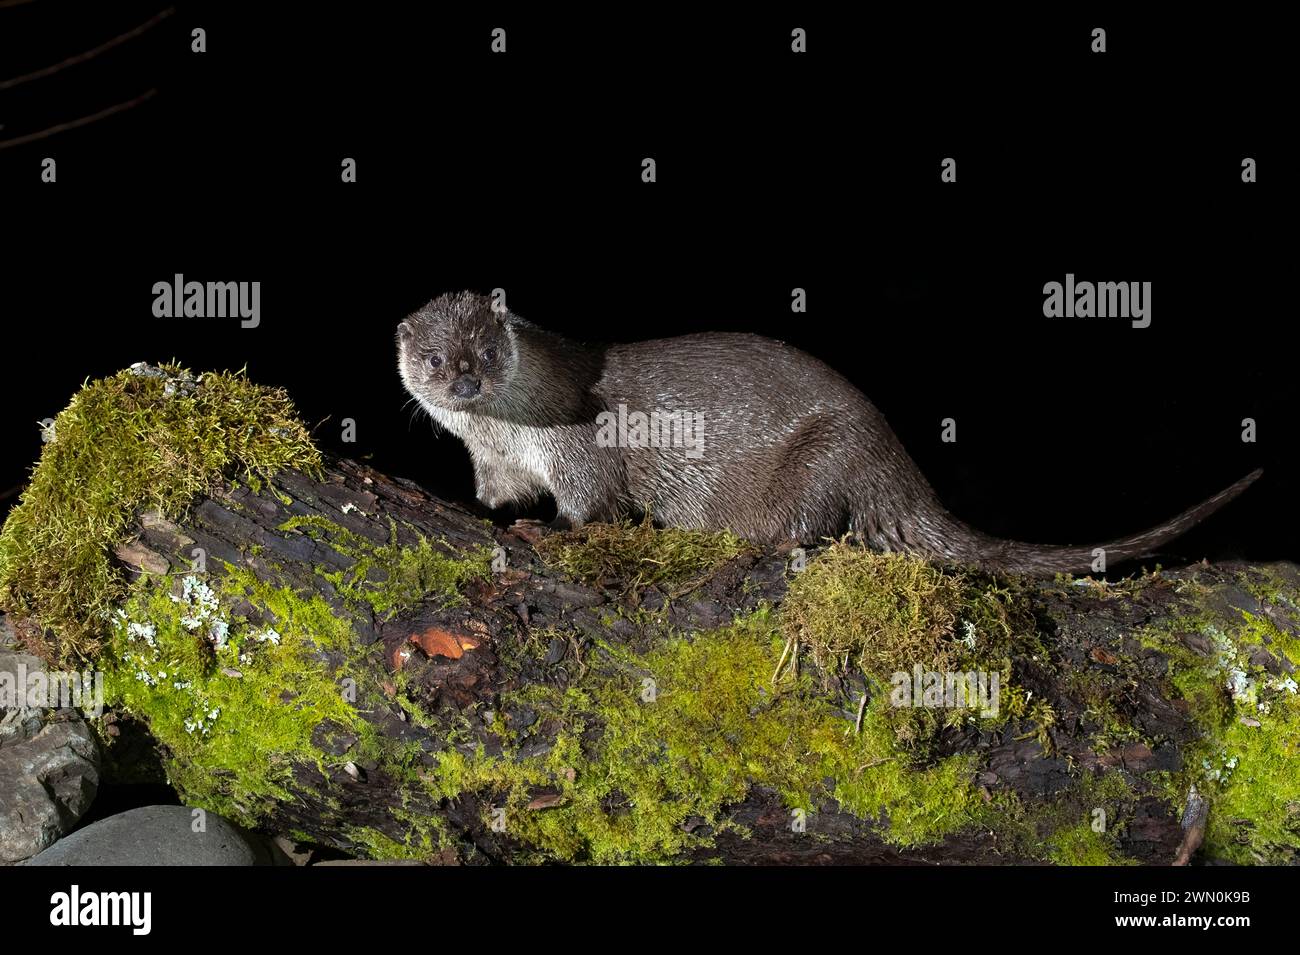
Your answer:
3,367 -> 1297,865
56,456 -> 1300,864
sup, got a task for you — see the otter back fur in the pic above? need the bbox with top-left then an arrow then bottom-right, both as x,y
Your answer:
397,291 -> 1260,575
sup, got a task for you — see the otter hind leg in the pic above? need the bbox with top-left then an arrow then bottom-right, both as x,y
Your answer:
744,418 -> 855,543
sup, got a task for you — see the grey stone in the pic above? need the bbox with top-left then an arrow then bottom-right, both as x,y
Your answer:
0,644 -> 101,863
269,834 -> 315,866
23,805 -> 270,866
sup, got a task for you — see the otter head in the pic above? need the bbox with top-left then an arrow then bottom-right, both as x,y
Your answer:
397,291 -> 518,412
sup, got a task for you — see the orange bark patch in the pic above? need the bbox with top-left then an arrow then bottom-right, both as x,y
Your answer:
411,627 -> 480,660
389,644 -> 414,671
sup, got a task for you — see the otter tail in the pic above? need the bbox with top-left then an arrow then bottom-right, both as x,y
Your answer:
946,468 -> 1262,576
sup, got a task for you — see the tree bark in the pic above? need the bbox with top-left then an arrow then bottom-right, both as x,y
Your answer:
105,454 -> 1300,865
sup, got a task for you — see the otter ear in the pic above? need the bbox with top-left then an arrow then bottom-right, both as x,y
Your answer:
397,321 -> 414,342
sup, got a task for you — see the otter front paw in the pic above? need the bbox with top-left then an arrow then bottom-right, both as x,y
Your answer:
474,459 -> 544,510
475,480 -> 509,510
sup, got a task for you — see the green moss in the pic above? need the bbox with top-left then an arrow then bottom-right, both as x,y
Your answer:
1238,606 -> 1300,668
537,514 -> 750,592
1196,705 -> 1300,863
1063,668 -> 1149,751
1140,591 -> 1300,863
344,826 -> 427,861
422,610 -> 997,862
103,515 -> 1162,865
983,769 -> 1140,866
103,565 -> 374,822
1048,771 -> 1140,865
817,695 -> 986,846
0,365 -> 320,662
345,822 -> 439,862
1045,819 -> 1140,866
411,537 -> 1074,863
779,542 -> 1036,757
780,542 -> 1025,682
1240,566 -> 1300,622
279,514 -> 492,619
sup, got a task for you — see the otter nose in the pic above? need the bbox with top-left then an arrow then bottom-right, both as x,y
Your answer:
450,374 -> 481,399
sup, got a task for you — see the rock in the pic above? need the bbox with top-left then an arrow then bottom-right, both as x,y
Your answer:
0,641 -> 101,863
269,834 -> 315,866
23,805 -> 270,866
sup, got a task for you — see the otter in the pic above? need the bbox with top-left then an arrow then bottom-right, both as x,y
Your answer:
397,291 -> 1260,575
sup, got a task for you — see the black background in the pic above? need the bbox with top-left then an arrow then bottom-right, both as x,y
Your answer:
0,3 -> 1293,567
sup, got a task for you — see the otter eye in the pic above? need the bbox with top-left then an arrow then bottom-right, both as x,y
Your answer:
426,353 -> 443,369
481,347 -> 498,364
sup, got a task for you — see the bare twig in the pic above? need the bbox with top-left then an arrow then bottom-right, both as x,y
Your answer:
0,7 -> 175,91
0,88 -> 157,151
772,634 -> 793,686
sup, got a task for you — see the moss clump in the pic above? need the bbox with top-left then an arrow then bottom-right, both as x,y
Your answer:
818,694 -> 986,846
344,824 -> 436,862
1195,703 -> 1300,863
0,365 -> 320,662
1141,588 -> 1300,863
537,515 -> 750,592
424,610 -> 996,862
780,542 -> 1024,681
279,515 -> 492,619
973,768 -> 1139,866
779,542 -> 1035,757
103,566 -> 374,822
1044,819 -> 1140,866
1063,668 -> 1149,752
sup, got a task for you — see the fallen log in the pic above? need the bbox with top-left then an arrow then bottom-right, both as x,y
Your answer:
1,364 -> 1297,865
